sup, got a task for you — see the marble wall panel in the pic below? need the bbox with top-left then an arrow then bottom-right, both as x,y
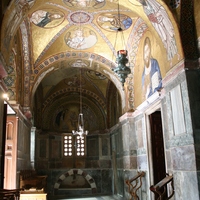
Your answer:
165,149 -> 172,170
136,119 -> 143,148
101,169 -> 112,194
87,136 -> 99,157
99,160 -> 111,168
174,171 -> 199,200
137,155 -> 148,171
171,145 -> 196,171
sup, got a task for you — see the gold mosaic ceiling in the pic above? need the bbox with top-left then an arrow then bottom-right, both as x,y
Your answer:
1,0 -> 182,132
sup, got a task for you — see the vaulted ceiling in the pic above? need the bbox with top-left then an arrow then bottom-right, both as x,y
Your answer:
0,0 -> 183,133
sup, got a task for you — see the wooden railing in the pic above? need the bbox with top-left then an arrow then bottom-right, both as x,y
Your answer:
125,171 -> 145,200
150,174 -> 174,200
0,189 -> 21,200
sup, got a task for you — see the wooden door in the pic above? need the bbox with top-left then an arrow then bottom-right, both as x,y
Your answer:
4,115 -> 18,189
149,111 -> 166,199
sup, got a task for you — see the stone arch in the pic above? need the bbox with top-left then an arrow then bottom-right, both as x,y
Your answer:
54,169 -> 97,193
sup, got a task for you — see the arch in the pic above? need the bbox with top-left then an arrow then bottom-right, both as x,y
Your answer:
30,52 -> 126,110
42,87 -> 106,112
54,169 -> 97,193
33,52 -> 114,75
42,89 -> 107,132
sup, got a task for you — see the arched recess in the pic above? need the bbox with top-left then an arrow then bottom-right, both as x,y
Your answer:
31,52 -> 127,132
54,169 -> 97,193
41,89 -> 107,132
30,52 -> 127,113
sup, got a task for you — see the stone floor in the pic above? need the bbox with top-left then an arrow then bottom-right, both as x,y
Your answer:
56,195 -> 124,200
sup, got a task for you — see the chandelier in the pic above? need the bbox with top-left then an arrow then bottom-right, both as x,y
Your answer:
112,0 -> 131,86
72,69 -> 88,139
71,10 -> 89,140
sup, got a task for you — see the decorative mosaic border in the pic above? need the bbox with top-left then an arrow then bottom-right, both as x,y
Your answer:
127,18 -> 148,110
20,21 -> 31,107
33,52 -> 115,75
3,52 -> 16,100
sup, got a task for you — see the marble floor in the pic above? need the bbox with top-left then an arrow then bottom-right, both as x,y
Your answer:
56,195 -> 123,200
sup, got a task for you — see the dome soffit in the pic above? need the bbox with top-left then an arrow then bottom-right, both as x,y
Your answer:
27,0 -> 151,65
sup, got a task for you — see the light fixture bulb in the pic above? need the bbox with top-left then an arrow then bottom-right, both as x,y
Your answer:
3,93 -> 9,100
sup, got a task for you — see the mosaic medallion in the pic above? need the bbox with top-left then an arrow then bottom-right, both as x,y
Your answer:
30,9 -> 65,28
65,27 -> 97,49
68,11 -> 93,24
97,13 -> 132,31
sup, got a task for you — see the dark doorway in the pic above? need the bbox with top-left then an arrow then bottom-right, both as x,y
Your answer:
149,111 -> 166,199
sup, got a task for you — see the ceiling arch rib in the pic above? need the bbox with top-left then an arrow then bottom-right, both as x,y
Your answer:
42,87 -> 107,113
33,51 -> 115,75
31,52 -> 122,104
20,21 -> 31,107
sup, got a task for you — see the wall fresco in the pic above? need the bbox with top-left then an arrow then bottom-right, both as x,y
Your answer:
134,34 -> 165,107
141,37 -> 162,101
131,0 -> 179,62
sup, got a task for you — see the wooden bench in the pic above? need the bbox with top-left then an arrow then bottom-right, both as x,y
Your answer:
0,189 -> 21,200
150,174 -> 174,200
19,170 -> 47,191
125,171 -> 145,200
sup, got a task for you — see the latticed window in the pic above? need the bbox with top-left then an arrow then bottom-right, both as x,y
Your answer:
75,136 -> 85,156
63,135 -> 73,156
63,134 -> 86,157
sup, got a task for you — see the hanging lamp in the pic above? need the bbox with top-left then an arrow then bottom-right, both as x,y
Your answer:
112,0 -> 131,86
72,12 -> 88,140
72,69 -> 88,140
